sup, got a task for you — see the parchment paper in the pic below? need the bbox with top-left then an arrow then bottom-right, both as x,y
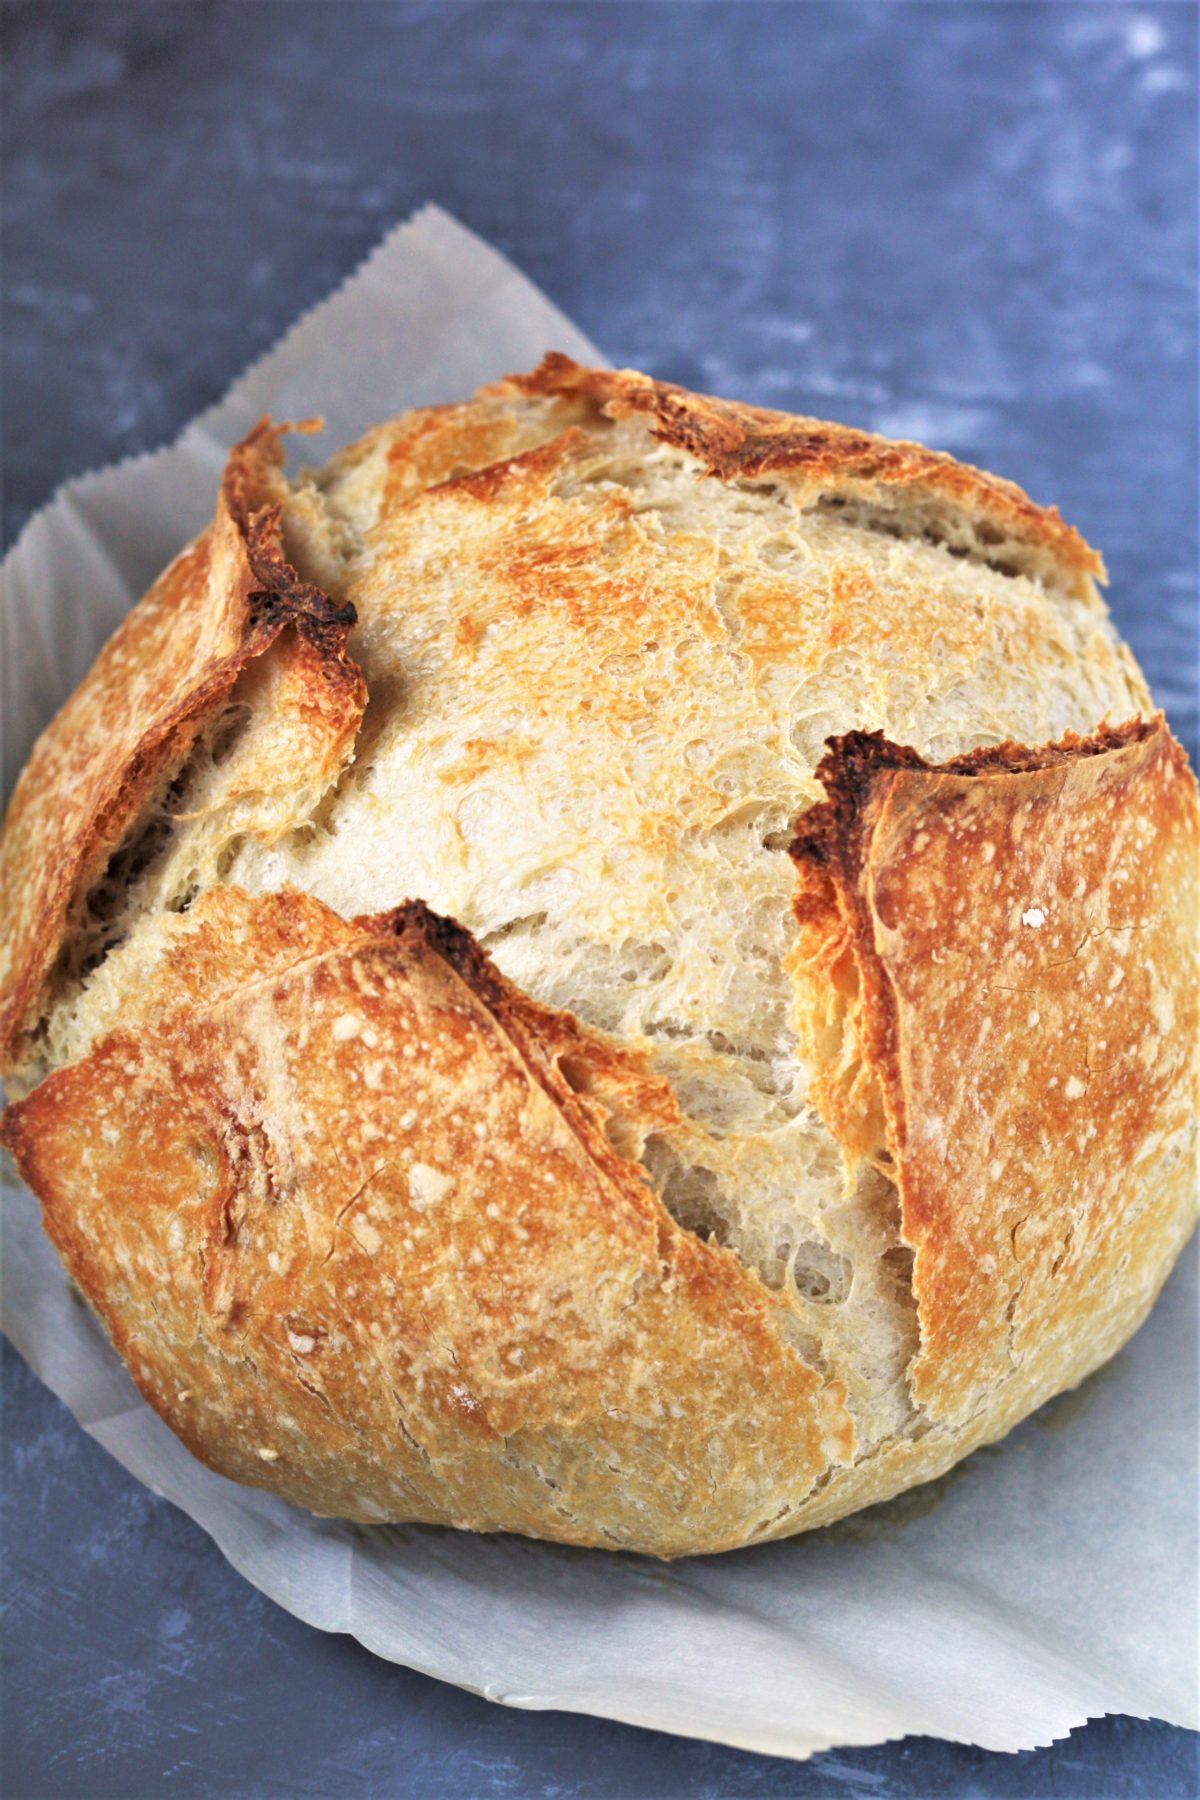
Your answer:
2,205 -> 1196,1761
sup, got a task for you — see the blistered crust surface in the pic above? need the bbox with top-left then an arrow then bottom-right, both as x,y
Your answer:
790,718 -> 1200,1427
1,889 -> 848,1555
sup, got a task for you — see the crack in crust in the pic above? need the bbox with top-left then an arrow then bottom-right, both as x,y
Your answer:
225,423 -> 359,655
1,886 -> 849,1555
2,370 -> 1196,1554
786,719 -> 1168,1160
788,716 -> 1199,1427
0,420 -> 366,1075
504,354 -> 1103,587
372,900 -> 683,1178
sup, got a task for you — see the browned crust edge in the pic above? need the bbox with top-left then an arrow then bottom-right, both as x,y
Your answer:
0,888 -> 845,1554
365,899 -> 683,1208
225,420 -> 358,656
788,712 -> 1199,1426
787,715 -> 1168,1152
0,420 -> 363,1072
503,353 -> 1103,581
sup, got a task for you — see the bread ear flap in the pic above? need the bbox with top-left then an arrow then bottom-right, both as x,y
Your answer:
0,422 -> 365,1081
1,885 -> 854,1555
789,717 -> 1200,1427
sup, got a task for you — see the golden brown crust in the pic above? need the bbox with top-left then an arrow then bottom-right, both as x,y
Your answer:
377,900 -> 684,1162
790,716 -> 1200,1425
2,367 -> 1193,1556
1,887 -> 851,1555
0,423 -> 365,1073
503,353 -> 1103,583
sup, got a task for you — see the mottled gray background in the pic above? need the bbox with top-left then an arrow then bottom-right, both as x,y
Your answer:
2,3 -> 1197,1796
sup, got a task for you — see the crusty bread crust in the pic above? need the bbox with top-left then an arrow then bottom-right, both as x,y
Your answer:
0,423 -> 365,1075
2,889 -> 852,1554
504,354 -> 1104,590
1,361 -> 1196,1554
790,718 -> 1199,1430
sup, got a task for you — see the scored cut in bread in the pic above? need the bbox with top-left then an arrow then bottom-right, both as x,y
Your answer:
1,357 -> 1196,1555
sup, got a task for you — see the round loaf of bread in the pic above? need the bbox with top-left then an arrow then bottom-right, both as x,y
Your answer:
2,357 -> 1196,1555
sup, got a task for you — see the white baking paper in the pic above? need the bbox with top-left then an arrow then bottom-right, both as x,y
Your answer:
2,205 -> 1196,1761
